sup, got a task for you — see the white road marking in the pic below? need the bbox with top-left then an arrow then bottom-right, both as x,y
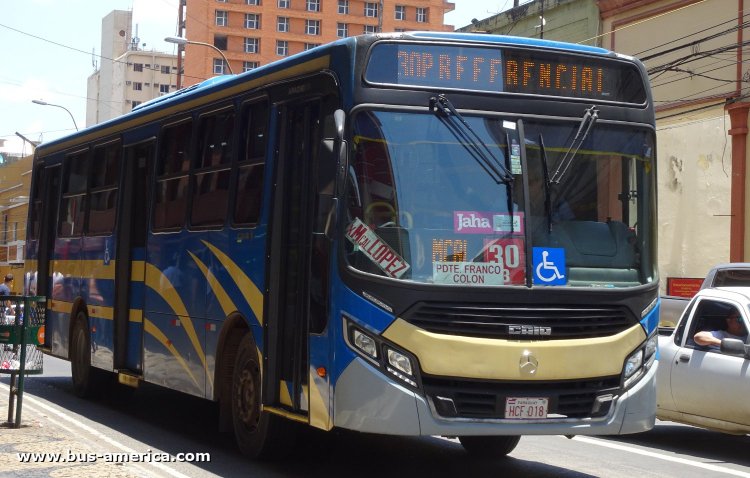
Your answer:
571,436 -> 750,477
0,382 -> 192,478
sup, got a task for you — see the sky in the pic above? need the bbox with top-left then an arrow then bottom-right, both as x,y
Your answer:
0,0 -> 515,156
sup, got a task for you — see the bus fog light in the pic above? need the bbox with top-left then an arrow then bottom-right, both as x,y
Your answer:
624,349 -> 643,379
353,329 -> 378,359
386,348 -> 413,376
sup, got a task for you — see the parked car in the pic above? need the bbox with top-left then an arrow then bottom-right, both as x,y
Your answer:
660,263 -> 750,327
656,287 -> 750,434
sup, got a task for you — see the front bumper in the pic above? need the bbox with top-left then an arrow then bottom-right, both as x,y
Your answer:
333,356 -> 657,436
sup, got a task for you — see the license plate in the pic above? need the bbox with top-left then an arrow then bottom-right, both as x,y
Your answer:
504,397 -> 548,419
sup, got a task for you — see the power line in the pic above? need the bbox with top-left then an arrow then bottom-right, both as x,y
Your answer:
0,21 -> 208,83
578,0 -> 709,46
648,39 -> 750,75
637,11 -> 750,60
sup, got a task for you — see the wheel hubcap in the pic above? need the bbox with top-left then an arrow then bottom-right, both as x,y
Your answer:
237,364 -> 260,431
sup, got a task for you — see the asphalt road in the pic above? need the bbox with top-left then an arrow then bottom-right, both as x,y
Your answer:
3,356 -> 749,478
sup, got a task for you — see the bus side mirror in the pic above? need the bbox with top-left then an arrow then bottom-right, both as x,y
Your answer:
334,109 -> 345,155
333,109 -> 347,183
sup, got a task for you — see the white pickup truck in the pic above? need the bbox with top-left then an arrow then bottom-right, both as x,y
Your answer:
656,287 -> 750,434
660,263 -> 750,327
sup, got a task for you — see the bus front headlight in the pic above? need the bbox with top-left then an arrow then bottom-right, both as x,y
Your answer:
385,347 -> 416,387
624,349 -> 643,380
352,328 -> 378,359
623,333 -> 657,389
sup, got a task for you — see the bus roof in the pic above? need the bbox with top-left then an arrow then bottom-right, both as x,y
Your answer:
35,32 -> 621,155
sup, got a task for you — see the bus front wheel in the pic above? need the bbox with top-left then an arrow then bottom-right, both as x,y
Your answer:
232,334 -> 295,459
458,435 -> 521,458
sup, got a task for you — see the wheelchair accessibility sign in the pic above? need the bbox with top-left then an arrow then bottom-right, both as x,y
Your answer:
533,247 -> 567,286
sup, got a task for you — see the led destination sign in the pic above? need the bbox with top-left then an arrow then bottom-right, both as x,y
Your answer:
365,43 -> 646,103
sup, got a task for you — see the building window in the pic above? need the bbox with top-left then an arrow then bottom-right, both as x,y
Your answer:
276,40 -> 288,56
338,0 -> 349,14
214,58 -> 228,74
395,5 -> 405,20
161,65 -> 170,74
364,24 -> 378,34
337,22 -> 348,38
216,10 -> 228,26
244,37 -> 259,53
304,43 -> 320,50
133,63 -> 143,72
416,7 -> 427,23
133,82 -> 143,91
306,19 -> 320,35
247,0 -> 261,4
277,16 -> 289,32
278,0 -> 289,8
245,13 -> 260,29
364,2 -> 378,17
243,61 -> 259,72
306,0 -> 320,12
160,84 -> 170,94
132,101 -> 141,109
214,34 -> 228,50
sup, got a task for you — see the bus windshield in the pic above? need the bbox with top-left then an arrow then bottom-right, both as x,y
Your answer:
344,109 -> 656,288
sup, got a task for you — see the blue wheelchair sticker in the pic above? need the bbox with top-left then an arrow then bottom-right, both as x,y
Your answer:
532,247 -> 566,286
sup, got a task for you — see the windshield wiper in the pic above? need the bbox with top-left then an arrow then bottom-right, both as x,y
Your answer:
538,134 -> 553,233
430,94 -> 513,184
549,105 -> 598,184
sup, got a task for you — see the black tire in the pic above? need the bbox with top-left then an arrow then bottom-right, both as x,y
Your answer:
458,435 -> 521,458
232,334 -> 296,460
70,312 -> 106,398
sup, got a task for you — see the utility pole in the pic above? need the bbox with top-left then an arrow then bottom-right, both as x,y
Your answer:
175,0 -> 186,89
540,0 -> 545,39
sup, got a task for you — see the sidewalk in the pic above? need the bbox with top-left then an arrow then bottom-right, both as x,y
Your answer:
0,376 -> 147,478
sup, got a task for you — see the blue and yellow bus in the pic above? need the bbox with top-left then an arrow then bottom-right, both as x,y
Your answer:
26,32 -> 659,458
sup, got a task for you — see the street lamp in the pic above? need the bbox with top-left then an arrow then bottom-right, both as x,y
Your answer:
164,36 -> 235,75
31,100 -> 79,131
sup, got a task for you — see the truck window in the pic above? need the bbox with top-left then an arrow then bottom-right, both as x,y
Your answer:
673,300 -> 696,345
712,269 -> 750,287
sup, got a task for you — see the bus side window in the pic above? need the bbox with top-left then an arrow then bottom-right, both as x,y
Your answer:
191,108 -> 234,228
59,150 -> 89,237
233,100 -> 268,227
154,120 -> 192,231
87,141 -> 121,235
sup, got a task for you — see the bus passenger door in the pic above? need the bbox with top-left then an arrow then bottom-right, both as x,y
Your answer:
32,165 -> 61,351
265,96 -> 335,425
114,140 -> 153,372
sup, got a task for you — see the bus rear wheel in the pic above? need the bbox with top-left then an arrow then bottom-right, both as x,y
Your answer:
458,435 -> 521,458
70,312 -> 105,398
232,334 -> 295,460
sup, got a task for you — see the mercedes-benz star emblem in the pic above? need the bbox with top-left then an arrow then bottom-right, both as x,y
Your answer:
519,350 -> 538,375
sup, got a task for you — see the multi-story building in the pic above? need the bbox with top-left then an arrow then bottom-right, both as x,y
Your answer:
0,153 -> 32,289
86,10 -> 180,127
180,0 -> 455,87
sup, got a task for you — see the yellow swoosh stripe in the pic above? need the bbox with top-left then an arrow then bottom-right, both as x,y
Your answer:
188,251 -> 237,318
201,240 -> 264,325
143,318 -> 200,389
144,262 -> 211,388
